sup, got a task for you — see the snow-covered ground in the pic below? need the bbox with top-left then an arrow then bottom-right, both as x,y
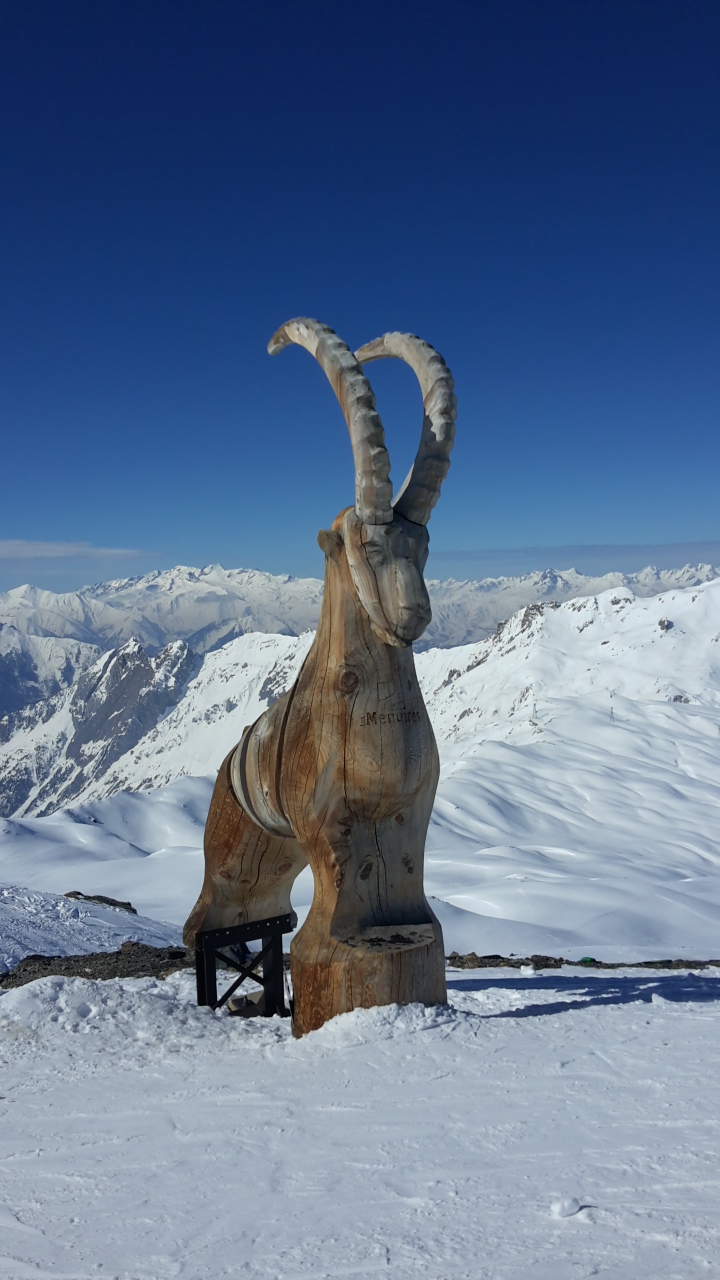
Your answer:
2,966 -> 719,1278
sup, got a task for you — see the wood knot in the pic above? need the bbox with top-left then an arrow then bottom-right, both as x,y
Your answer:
395,813 -> 404,825
338,669 -> 359,695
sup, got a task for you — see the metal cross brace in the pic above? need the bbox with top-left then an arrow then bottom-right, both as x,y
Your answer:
194,911 -> 297,1016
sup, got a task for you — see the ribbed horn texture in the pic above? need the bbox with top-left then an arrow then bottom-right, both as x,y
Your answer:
268,318 -> 393,524
354,332 -> 456,526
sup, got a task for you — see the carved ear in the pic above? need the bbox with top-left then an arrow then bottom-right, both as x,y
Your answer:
317,528 -> 344,560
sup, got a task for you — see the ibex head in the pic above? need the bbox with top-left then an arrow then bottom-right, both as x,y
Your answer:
268,319 -> 457,647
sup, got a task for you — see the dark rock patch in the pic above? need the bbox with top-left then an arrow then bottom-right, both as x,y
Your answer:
0,940 -> 194,989
64,890 -> 137,914
447,952 -> 563,970
446,951 -> 720,971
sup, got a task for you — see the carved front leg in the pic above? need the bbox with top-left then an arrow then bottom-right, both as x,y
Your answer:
183,749 -> 307,949
290,802 -> 447,1036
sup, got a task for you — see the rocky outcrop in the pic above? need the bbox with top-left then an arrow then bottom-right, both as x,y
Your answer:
0,626 -> 98,718
0,638 -> 196,818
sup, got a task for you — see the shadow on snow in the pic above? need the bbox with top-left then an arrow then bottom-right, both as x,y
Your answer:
447,971 -> 720,1019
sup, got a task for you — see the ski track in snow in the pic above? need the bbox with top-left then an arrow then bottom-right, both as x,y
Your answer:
1,969 -> 720,1278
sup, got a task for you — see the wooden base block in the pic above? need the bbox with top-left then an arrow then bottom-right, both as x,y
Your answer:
290,920 -> 447,1037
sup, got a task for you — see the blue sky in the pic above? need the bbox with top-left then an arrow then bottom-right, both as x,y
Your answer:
1,0 -> 718,591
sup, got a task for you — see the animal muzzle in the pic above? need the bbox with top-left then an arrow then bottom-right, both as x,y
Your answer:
391,597 -> 432,644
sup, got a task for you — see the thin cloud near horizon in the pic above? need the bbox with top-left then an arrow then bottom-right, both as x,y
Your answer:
0,540 -> 153,561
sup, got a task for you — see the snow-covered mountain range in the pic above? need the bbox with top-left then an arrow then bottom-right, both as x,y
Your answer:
2,575 -> 720,963
2,560 -> 717,718
0,565 -> 324,655
3,573 -> 720,823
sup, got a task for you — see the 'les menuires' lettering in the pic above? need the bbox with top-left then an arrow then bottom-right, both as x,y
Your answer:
358,710 -> 424,727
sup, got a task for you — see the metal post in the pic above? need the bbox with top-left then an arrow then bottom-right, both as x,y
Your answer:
262,931 -> 285,1016
195,934 -> 217,1008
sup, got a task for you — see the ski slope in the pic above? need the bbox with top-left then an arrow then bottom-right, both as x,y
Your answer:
0,884 -> 181,973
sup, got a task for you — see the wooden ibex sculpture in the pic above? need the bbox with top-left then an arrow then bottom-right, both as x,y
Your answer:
184,318 -> 457,1035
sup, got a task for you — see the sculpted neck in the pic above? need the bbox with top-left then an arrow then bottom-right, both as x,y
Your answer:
315,549 -> 407,674
317,549 -> 373,658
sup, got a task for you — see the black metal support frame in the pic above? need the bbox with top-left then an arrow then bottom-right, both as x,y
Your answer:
194,911 -> 297,1016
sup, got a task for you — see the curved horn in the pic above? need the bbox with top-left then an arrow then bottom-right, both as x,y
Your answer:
354,333 -> 456,526
268,317 -> 393,524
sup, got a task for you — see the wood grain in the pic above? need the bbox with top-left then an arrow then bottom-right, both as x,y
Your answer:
183,516 -> 447,1034
183,748 -> 307,944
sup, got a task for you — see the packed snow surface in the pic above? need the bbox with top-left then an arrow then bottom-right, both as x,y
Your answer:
1,968 -> 719,1277
2,578 -> 720,961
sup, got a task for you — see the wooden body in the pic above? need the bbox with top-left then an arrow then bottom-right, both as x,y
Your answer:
183,513 -> 446,1035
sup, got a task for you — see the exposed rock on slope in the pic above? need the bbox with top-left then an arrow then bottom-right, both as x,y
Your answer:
0,638 -> 196,817
0,626 -> 99,718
